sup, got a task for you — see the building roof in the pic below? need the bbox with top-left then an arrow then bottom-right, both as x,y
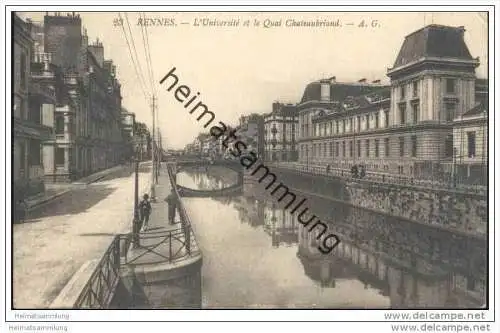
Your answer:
300,81 -> 387,104
462,102 -> 487,118
393,24 -> 474,69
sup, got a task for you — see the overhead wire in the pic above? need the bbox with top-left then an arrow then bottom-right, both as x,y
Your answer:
117,12 -> 149,102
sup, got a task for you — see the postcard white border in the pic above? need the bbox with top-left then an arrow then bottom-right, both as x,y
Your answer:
1,1 -> 497,328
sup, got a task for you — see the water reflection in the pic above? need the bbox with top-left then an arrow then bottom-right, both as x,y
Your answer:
177,166 -> 239,191
177,167 -> 486,309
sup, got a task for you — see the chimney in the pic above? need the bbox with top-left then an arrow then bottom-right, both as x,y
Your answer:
320,79 -> 330,102
272,102 -> 281,113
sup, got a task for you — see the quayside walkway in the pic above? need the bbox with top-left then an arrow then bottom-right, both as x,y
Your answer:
52,162 -> 202,309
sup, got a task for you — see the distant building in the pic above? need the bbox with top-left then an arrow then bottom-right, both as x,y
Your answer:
238,114 -> 264,158
264,102 -> 298,162
13,14 -> 53,199
121,109 -> 135,160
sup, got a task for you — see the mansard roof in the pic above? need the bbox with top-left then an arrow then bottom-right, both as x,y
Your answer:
300,81 -> 387,104
393,24 -> 474,69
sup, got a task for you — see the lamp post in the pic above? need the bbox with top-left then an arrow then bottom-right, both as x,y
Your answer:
132,139 -> 142,248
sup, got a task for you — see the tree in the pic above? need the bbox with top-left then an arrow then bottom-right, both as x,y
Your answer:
133,121 -> 152,158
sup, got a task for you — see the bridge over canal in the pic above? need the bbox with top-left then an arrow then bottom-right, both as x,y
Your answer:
173,158 -> 244,198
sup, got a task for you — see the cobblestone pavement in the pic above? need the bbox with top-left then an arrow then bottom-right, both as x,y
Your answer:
12,163 -> 152,309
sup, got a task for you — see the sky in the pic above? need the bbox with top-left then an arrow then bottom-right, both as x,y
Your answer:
19,11 -> 488,149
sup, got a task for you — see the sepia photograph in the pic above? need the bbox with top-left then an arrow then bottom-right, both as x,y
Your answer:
2,2 -> 496,332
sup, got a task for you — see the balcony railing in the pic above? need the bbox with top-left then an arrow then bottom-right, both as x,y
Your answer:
33,51 -> 53,64
29,82 -> 56,100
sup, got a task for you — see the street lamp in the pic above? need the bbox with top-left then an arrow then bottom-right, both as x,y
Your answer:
132,138 -> 143,248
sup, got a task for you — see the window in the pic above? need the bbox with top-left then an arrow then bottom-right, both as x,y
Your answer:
400,85 -> 406,99
375,113 -> 379,128
335,142 -> 339,157
323,142 -> 327,157
357,116 -> 361,132
343,120 -> 346,133
29,140 -> 41,166
329,142 -> 333,157
375,139 -> 379,157
467,132 -> 476,158
412,81 -> 419,97
366,114 -> 370,130
445,135 -> 453,158
349,141 -> 353,157
357,140 -> 361,157
55,148 -> 65,166
384,138 -> 390,157
412,103 -> 419,124
446,78 -> 456,94
399,104 -> 406,125
350,118 -> 354,132
19,142 -> 26,171
336,121 -> 339,133
365,139 -> 370,157
330,122 -> 333,135
19,99 -> 26,120
411,136 -> 417,157
445,102 -> 456,121
384,110 -> 389,128
20,53 -> 27,90
342,141 -> 346,157
55,116 -> 65,134
399,137 -> 405,156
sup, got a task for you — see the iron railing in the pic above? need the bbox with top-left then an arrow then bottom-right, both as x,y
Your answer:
268,162 -> 487,195
74,235 -> 121,309
123,227 -> 199,265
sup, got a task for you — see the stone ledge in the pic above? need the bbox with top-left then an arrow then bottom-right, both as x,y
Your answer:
50,259 -> 100,309
132,254 -> 203,285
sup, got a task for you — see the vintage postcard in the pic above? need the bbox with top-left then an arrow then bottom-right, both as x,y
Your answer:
4,3 -> 495,332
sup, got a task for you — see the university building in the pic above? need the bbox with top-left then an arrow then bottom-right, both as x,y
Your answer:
297,24 -> 487,182
263,102 -> 299,162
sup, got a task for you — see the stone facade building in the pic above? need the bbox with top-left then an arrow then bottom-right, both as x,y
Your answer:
263,102 -> 298,162
297,78 -> 384,169
29,13 -> 125,182
297,24 -> 487,183
238,114 -> 265,158
13,14 -> 54,198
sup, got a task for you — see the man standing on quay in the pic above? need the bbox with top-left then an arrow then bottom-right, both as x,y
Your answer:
164,190 -> 178,225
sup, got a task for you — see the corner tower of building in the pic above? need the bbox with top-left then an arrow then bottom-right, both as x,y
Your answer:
386,24 -> 480,166
387,24 -> 479,125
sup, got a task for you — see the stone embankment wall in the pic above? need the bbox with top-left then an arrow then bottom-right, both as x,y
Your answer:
272,168 -> 487,238
345,182 -> 487,237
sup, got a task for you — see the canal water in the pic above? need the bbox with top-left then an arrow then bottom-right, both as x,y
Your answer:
178,166 -> 487,309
